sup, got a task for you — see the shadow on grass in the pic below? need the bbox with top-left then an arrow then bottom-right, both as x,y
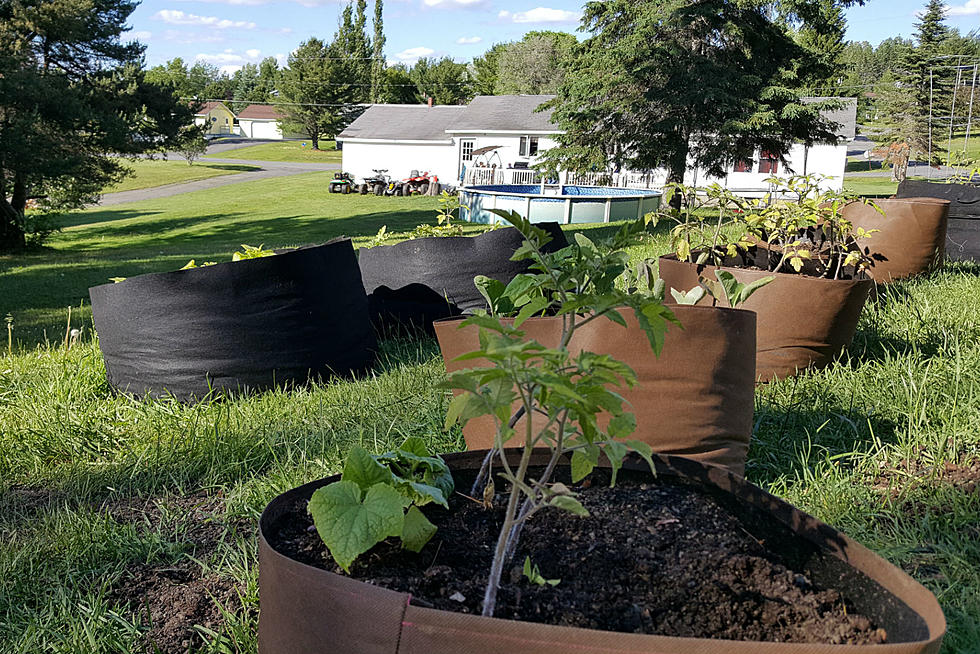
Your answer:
748,384 -> 902,486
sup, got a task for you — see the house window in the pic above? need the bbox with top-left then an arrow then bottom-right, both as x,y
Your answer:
759,151 -> 779,174
461,139 -> 475,161
733,158 -> 753,173
519,136 -> 539,157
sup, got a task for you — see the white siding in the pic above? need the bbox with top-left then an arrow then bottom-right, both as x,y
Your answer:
340,141 -> 459,185
241,119 -> 283,140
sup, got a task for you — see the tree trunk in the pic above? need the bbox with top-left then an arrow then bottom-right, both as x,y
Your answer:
310,131 -> 320,150
0,170 -> 26,251
667,138 -> 689,210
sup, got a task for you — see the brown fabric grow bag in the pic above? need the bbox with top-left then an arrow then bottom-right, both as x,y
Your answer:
658,256 -> 872,382
842,198 -> 950,281
896,179 -> 980,261
258,450 -> 945,654
434,306 -> 756,475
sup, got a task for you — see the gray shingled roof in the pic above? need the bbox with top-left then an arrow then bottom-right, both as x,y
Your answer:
337,105 -> 465,142
447,95 -> 558,133
804,97 -> 858,141
338,95 -> 856,143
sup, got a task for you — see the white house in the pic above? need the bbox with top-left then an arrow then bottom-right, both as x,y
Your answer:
337,95 -> 857,193
337,95 -> 560,185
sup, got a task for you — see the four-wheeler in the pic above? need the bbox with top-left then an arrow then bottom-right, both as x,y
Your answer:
400,170 -> 438,195
328,172 -> 355,194
359,169 -> 393,196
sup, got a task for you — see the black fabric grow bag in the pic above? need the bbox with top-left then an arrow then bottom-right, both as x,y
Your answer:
89,239 -> 376,401
358,223 -> 568,335
897,179 -> 980,261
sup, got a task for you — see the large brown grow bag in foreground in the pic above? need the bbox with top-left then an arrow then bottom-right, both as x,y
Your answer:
896,179 -> 980,261
434,306 -> 756,475
658,256 -> 872,383
258,450 -> 945,654
842,198 -> 950,282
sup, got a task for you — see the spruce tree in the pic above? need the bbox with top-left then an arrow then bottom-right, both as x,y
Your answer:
878,0 -> 948,179
0,0 -> 193,251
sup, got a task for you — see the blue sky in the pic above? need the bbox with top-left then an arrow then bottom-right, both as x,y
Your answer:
126,0 -> 980,74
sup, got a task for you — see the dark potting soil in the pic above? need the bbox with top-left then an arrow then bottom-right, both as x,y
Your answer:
268,469 -> 888,645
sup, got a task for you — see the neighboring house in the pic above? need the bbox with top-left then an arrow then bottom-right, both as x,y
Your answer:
193,101 -> 236,136
337,95 -> 559,185
337,95 -> 857,193
237,104 -> 305,140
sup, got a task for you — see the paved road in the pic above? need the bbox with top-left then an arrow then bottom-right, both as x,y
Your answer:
96,140 -> 340,207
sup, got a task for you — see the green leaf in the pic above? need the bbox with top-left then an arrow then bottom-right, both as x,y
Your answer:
715,270 -> 741,306
513,295 -> 551,328
603,440 -> 629,486
342,447 -> 395,491
399,480 -> 449,508
401,505 -> 437,553
670,286 -> 705,306
398,437 -> 431,458
624,440 -> 658,477
607,412 -> 636,440
308,481 -> 405,572
570,447 -> 598,483
736,275 -> 774,306
550,495 -> 589,517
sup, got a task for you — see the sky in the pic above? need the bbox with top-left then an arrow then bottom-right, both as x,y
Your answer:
125,0 -> 980,75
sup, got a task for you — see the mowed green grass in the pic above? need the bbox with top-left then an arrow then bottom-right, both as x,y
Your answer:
205,140 -> 342,163
107,159 -> 260,193
1,181 -> 979,652
843,175 -> 899,197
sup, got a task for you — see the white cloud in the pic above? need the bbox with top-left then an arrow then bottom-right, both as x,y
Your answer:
947,0 -> 980,16
130,30 -> 152,41
245,48 -> 261,58
196,52 -> 248,65
423,0 -> 486,7
498,7 -> 580,23
394,46 -> 435,63
163,29 -> 226,44
275,52 -> 288,66
153,10 -> 256,30
220,64 -> 243,75
456,36 -> 482,44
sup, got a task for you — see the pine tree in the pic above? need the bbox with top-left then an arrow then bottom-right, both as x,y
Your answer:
878,0 -> 948,179
371,0 -> 386,103
0,0 -> 193,251
795,1 -> 848,93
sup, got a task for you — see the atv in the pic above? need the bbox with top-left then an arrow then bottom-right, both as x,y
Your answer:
328,172 -> 355,194
360,169 -> 393,196
400,170 -> 438,195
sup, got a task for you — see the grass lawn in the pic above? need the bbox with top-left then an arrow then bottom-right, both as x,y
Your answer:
107,159 -> 260,193
1,181 -> 979,652
205,140 -> 342,163
843,175 -> 899,197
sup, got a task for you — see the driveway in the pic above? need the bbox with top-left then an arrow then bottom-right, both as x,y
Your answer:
97,141 -> 340,207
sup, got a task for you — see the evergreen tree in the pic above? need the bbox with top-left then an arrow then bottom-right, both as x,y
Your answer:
794,1 -> 848,93
0,0 -> 193,250
334,2 -> 373,101
542,0 -> 842,186
878,0 -> 948,179
277,38 -> 357,149
370,0 -> 386,102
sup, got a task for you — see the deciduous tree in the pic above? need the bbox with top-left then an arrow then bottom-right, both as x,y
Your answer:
541,0 -> 843,187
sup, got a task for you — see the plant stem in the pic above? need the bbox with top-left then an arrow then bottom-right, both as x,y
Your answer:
482,392 -> 535,617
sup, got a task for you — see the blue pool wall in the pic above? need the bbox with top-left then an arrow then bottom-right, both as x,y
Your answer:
460,185 -> 662,225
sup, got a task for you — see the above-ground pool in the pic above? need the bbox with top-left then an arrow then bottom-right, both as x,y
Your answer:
460,184 -> 662,224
